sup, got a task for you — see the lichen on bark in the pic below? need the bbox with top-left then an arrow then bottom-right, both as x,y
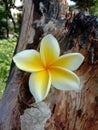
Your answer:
20,102 -> 51,130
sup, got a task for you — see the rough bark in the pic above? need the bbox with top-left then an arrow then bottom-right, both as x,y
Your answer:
0,0 -> 98,130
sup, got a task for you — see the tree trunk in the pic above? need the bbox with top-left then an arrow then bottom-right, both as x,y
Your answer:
0,0 -> 98,130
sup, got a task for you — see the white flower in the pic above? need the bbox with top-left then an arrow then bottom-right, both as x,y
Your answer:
13,34 -> 84,102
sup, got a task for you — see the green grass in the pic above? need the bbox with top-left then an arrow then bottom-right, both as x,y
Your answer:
0,37 -> 16,98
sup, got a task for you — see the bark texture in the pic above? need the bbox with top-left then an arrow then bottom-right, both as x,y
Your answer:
0,0 -> 98,130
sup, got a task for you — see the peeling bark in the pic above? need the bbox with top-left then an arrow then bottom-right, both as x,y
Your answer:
0,0 -> 98,130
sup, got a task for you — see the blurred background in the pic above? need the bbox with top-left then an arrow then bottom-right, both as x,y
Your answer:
0,0 -> 98,98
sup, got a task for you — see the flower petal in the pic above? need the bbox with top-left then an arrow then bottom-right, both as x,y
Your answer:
29,70 -> 51,102
13,50 -> 44,72
53,53 -> 84,71
40,34 -> 60,65
50,67 -> 80,90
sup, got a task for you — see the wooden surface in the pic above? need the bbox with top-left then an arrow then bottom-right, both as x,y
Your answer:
0,0 -> 98,130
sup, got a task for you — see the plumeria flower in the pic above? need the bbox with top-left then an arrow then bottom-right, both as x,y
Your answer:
13,34 -> 84,102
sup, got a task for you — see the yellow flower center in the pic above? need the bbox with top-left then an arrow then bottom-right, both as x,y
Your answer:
45,65 -> 51,71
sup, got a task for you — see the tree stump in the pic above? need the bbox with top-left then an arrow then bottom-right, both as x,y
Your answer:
0,0 -> 98,130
